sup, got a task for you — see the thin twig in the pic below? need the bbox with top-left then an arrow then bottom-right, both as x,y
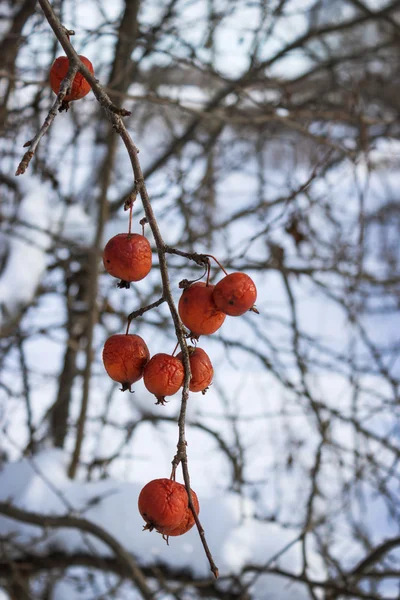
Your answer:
127,297 -> 165,323
15,63 -> 78,175
38,0 -> 131,116
164,246 -> 210,269
16,331 -> 35,451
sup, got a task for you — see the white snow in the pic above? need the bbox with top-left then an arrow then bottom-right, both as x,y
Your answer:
0,448 -> 317,597
50,580 -> 81,600
0,181 -> 94,330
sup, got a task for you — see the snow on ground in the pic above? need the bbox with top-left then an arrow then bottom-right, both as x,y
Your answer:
0,449 -> 315,598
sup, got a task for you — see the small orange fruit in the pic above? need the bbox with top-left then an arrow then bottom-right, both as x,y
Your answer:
138,478 -> 198,534
102,334 -> 150,392
177,347 -> 213,393
103,233 -> 152,288
50,55 -> 94,102
178,282 -> 226,337
212,272 -> 257,316
143,353 -> 184,404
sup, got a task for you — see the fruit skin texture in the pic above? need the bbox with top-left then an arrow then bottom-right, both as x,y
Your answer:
103,233 -> 152,286
178,282 -> 226,337
212,272 -> 257,316
50,55 -> 94,102
159,488 -> 200,536
102,334 -> 150,391
177,347 -> 213,393
138,478 -> 199,536
143,353 -> 184,404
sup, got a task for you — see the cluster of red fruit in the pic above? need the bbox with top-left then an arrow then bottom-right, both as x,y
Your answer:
48,46 -> 257,546
100,230 -> 204,536
101,230 -> 257,402
179,273 -> 257,335
100,227 -> 257,537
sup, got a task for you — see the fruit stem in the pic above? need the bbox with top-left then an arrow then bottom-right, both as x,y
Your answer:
128,203 -> 133,235
140,217 -> 148,236
125,320 -> 131,335
204,254 -> 228,276
171,341 -> 179,356
206,262 -> 211,286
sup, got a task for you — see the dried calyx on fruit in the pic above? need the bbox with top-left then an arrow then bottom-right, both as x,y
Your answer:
49,55 -> 94,111
212,272 -> 257,316
103,233 -> 152,288
143,353 -> 184,404
138,478 -> 199,537
102,333 -> 150,392
177,346 -> 213,393
178,282 -> 226,338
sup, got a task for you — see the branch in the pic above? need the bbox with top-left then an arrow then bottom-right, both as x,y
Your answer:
15,62 -> 78,175
15,0 -> 133,176
0,551 -> 242,598
36,0 -> 219,577
241,565 -> 394,600
37,0 -> 130,117
347,0 -> 400,35
127,296 -> 165,324
350,536 -> 400,580
0,502 -> 154,599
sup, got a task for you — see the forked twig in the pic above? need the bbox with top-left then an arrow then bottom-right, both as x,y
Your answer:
15,63 -> 78,175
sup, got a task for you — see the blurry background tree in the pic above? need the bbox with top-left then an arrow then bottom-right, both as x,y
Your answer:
1,0 -> 400,598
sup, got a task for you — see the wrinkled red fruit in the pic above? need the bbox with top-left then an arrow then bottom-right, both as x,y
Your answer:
143,353 -> 184,404
159,488 -> 200,537
178,282 -> 226,337
50,55 -> 94,102
102,334 -> 150,391
103,233 -> 152,287
212,272 -> 257,316
138,478 -> 199,536
177,347 -> 213,393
